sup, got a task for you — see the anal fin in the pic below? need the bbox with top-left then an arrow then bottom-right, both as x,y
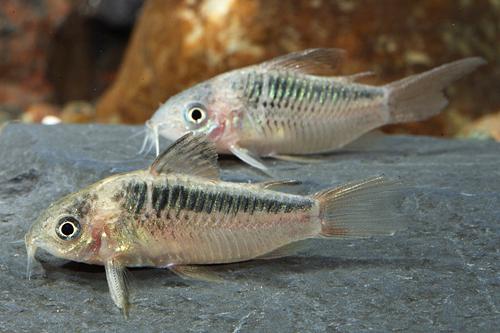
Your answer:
168,265 -> 223,283
272,154 -> 323,163
255,241 -> 306,260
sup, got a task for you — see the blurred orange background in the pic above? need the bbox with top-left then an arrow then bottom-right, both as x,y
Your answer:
1,0 -> 498,139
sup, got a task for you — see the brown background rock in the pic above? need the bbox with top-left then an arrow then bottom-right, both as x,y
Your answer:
0,0 -> 71,116
96,0 -> 499,137
0,0 -> 140,121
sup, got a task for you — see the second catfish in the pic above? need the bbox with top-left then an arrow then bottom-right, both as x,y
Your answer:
143,48 -> 485,171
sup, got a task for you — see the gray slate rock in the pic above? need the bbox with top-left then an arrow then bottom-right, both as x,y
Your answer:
0,124 -> 498,332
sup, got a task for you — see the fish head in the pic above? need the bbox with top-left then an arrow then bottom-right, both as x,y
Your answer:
144,75 -> 243,155
145,82 -> 219,149
25,187 -> 106,278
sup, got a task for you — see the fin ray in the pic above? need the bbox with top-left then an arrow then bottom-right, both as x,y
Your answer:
105,259 -> 130,318
261,48 -> 347,76
313,176 -> 406,238
150,133 -> 220,180
168,265 -> 223,283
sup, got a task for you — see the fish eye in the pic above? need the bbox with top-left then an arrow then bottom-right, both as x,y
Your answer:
185,104 -> 207,125
56,216 -> 81,240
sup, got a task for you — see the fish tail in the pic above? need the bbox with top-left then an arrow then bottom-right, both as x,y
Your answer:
312,176 -> 404,238
384,57 -> 486,123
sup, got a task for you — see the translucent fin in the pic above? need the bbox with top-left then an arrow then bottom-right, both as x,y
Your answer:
255,241 -> 306,260
150,133 -> 220,180
342,130 -> 385,151
168,265 -> 223,283
261,48 -> 347,76
338,71 -> 375,82
271,154 -> 323,163
385,57 -> 486,123
312,176 -> 405,238
229,144 -> 268,172
105,259 -> 130,318
255,179 -> 302,190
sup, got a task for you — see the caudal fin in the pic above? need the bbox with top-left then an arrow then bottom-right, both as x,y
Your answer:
313,176 -> 404,238
385,57 -> 486,123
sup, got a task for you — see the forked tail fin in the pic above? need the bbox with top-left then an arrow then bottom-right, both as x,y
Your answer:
385,57 -> 486,123
313,176 -> 404,238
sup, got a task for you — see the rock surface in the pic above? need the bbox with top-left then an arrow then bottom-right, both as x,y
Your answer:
0,124 -> 498,332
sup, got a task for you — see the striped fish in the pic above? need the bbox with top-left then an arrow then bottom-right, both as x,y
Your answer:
26,134 -> 404,316
142,48 -> 485,171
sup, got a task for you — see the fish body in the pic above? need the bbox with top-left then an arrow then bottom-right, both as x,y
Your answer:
143,48 -> 485,170
26,134 -> 403,315
221,69 -> 387,155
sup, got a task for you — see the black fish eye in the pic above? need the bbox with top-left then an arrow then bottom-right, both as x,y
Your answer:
56,216 -> 81,240
186,104 -> 207,124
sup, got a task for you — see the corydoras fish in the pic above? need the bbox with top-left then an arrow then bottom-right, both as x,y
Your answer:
142,48 -> 485,171
26,134 -> 404,316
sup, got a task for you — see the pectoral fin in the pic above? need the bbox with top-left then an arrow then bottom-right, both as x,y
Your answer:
105,259 -> 130,318
229,144 -> 269,172
169,265 -> 223,283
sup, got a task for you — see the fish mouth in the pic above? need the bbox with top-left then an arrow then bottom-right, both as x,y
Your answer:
139,120 -> 161,156
24,230 -> 38,280
140,120 -> 184,157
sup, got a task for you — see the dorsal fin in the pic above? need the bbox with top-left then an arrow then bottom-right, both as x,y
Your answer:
150,133 -> 220,180
261,48 -> 347,76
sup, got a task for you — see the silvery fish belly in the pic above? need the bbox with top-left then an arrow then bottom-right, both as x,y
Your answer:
143,48 -> 485,171
25,134 -> 404,316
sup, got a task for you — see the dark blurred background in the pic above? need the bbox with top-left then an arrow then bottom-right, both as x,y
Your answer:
0,0 -> 499,139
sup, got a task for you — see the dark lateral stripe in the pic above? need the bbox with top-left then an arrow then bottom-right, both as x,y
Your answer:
153,185 -> 170,217
247,73 -> 256,99
186,189 -> 199,212
169,185 -> 180,212
224,194 -> 234,214
232,195 -> 242,215
176,186 -> 188,217
255,74 -> 263,102
283,75 -> 295,107
266,199 -> 280,214
247,196 -> 257,215
204,192 -> 216,214
135,183 -> 147,214
123,181 -> 147,214
140,181 -> 315,219
268,75 -> 276,100
195,190 -> 206,213
241,195 -> 250,213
